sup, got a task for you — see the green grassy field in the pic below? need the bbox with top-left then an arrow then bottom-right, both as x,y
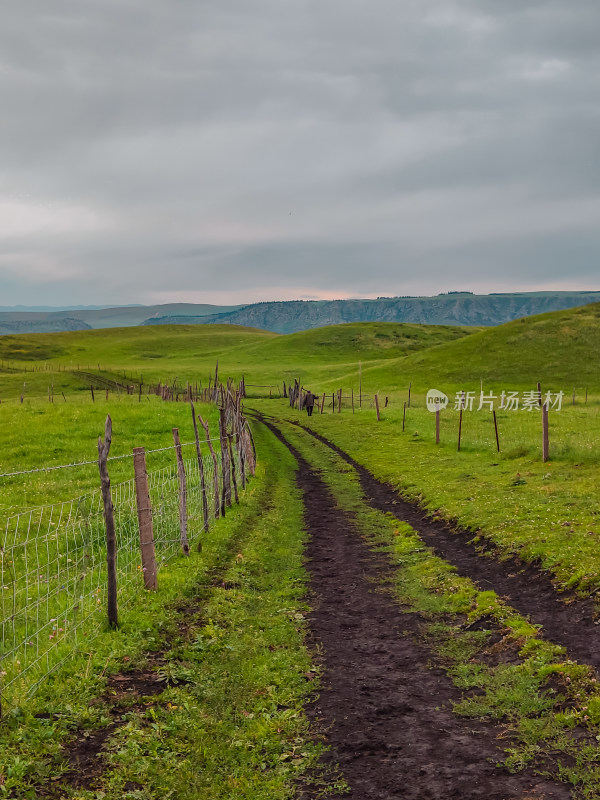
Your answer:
2,304 -> 600,796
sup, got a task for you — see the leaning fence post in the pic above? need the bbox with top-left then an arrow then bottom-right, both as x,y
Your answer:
199,415 -> 221,516
219,409 -> 232,513
402,401 -> 407,432
190,403 -> 209,543
172,428 -> 190,555
228,434 -> 239,504
542,403 -> 549,462
435,408 -> 440,444
374,394 -> 381,421
493,410 -> 500,453
133,447 -> 158,590
98,415 -> 118,628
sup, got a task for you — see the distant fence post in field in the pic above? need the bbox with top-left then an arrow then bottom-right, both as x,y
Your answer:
408,382 -> 412,408
435,408 -> 440,444
457,408 -> 463,451
542,404 -> 549,462
403,401 -> 407,432
172,428 -> 190,555
375,394 -> 381,421
493,410 -> 500,453
133,446 -> 158,590
98,414 -> 118,628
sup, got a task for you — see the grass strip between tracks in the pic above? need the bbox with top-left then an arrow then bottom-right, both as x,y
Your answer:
0,422 -> 337,800
270,416 -> 600,800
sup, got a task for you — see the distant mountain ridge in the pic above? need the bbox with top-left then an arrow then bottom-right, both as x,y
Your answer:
142,292 -> 600,334
1,292 -> 599,335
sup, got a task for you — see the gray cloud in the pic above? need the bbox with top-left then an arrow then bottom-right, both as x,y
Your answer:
1,0 -> 599,305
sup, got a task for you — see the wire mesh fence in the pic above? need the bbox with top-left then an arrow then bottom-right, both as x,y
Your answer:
0,448 -> 228,710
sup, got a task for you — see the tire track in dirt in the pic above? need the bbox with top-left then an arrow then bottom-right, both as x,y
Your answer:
261,418 -> 570,800
292,422 -> 600,672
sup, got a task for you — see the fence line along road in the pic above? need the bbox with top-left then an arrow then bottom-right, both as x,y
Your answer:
0,386 -> 256,715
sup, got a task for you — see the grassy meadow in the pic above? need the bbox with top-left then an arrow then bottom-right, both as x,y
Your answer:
1,302 -> 600,796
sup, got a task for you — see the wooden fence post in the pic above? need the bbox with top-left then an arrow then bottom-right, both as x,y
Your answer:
320,393 -> 326,414
228,434 -> 239,503
402,401 -> 406,432
374,394 -> 381,421
199,415 -> 221,516
133,447 -> 158,590
242,420 -> 257,477
435,408 -> 440,444
408,382 -> 412,408
493,410 -> 500,453
219,408 -> 232,514
172,428 -> 190,555
98,415 -> 118,628
358,361 -> 362,408
190,403 -> 209,546
542,404 -> 549,462
90,385 -> 95,403
457,408 -> 463,451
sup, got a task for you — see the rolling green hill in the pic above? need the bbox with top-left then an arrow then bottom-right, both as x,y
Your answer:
0,322 -> 473,400
1,303 -> 599,402
371,301 -> 600,393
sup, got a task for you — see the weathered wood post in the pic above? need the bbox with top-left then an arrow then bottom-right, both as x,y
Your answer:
493,410 -> 500,453
408,382 -> 412,408
457,408 -> 463,451
90,385 -> 95,403
320,393 -> 326,414
98,415 -> 118,628
242,420 -> 257,477
374,394 -> 381,421
219,408 -> 232,514
542,403 -> 549,462
402,401 -> 406,432
359,361 -> 362,408
435,408 -> 440,444
172,428 -> 190,555
199,415 -> 221,516
228,433 -> 239,503
133,447 -> 158,590
351,388 -> 355,414
190,403 -> 209,545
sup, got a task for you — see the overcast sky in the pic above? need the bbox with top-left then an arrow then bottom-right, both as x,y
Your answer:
1,0 -> 599,307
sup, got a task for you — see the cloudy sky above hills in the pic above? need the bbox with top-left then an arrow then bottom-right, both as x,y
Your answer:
1,0 -> 599,306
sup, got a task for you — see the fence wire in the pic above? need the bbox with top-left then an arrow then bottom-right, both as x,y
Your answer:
0,449 -> 228,708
